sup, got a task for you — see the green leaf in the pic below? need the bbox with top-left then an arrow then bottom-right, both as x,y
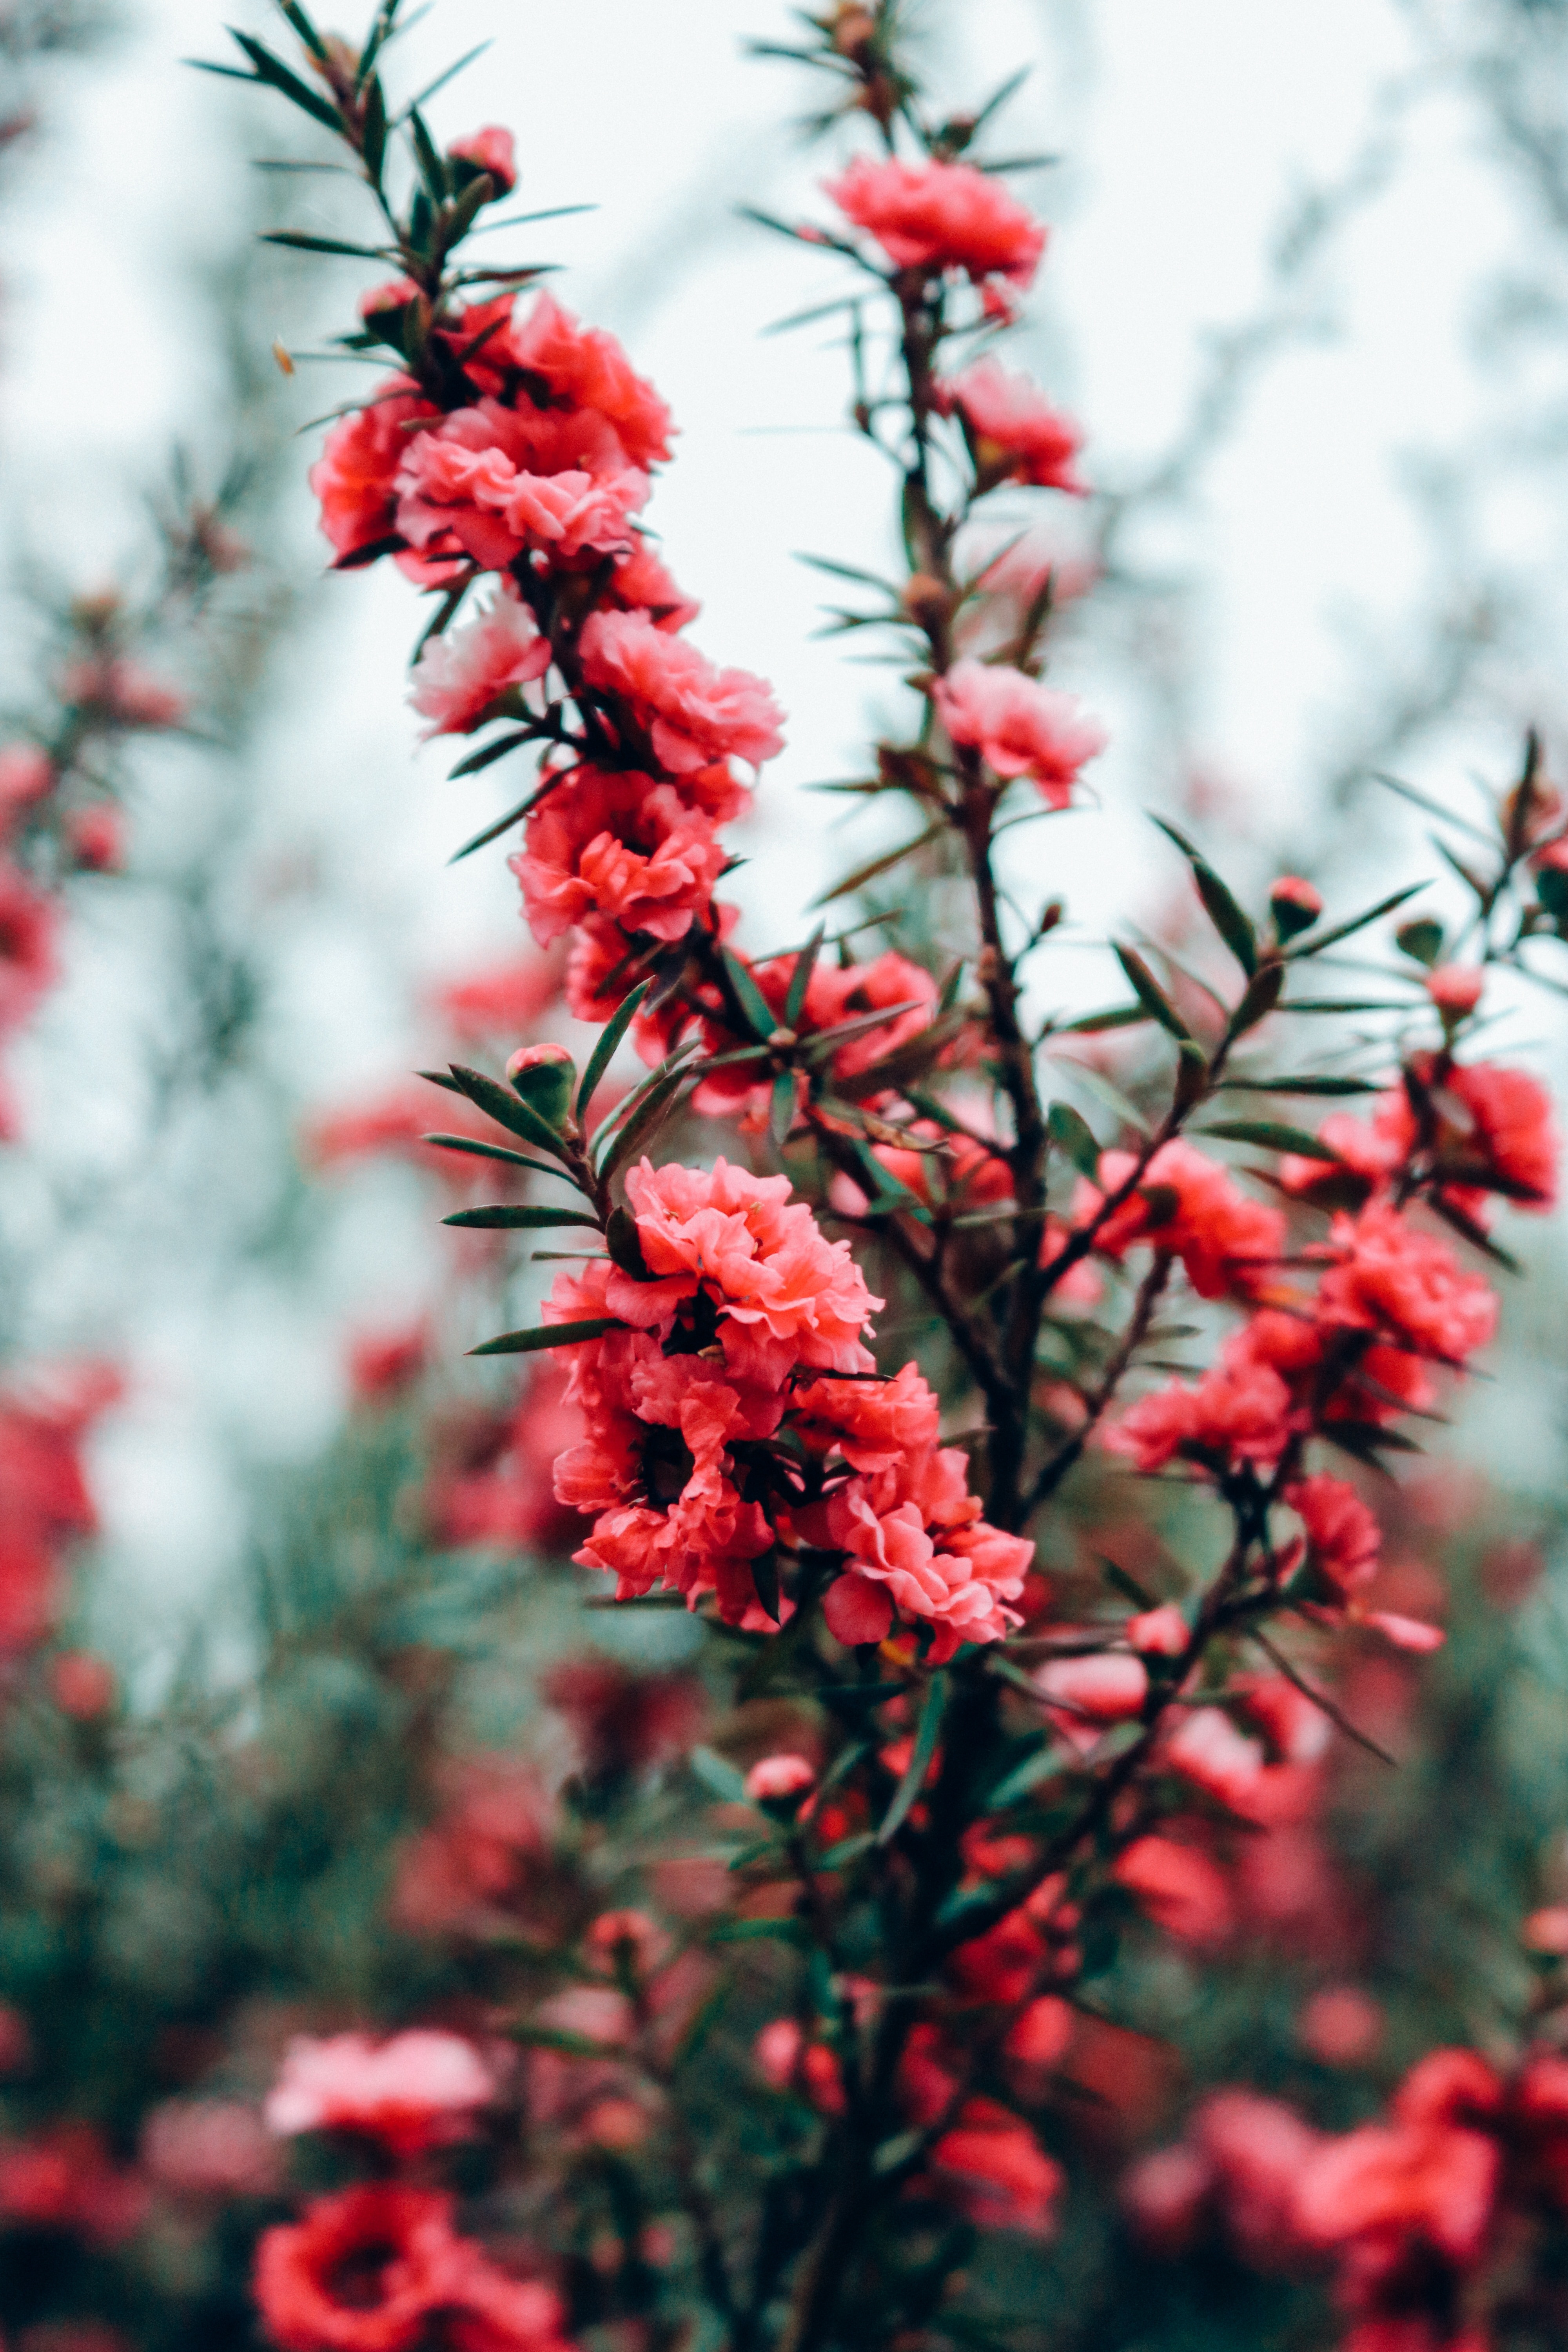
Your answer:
711,1917 -> 811,1947
986,1743 -> 1067,1811
510,1054 -> 574,1133
1196,1119 -> 1341,1160
576,980 -> 653,1117
469,1317 -> 620,1357
809,821 -> 946,909
260,230 -> 389,258
228,30 -> 343,128
1047,1100 -> 1101,1180
1057,1003 -> 1147,1034
1113,944 -> 1193,1041
938,958 -> 966,1014
448,783 -> 556,866
1216,1074 -> 1381,1096
407,103 -> 448,201
421,1132 -> 571,1181
770,1070 -> 797,1149
274,0 -> 330,60
595,1059 -> 697,1179
1283,881 -> 1428,960
442,1206 -> 603,1230
360,73 -> 387,185
1229,961 -> 1284,1034
1152,816 -> 1257,975
720,946 -> 780,1042
445,1064 -> 572,1160
604,1205 -> 651,1278
784,923 -> 826,1029
690,1745 -> 748,1802
441,165 -> 496,253
879,1673 -> 947,1846
1395,917 -> 1445,968
447,728 -> 542,782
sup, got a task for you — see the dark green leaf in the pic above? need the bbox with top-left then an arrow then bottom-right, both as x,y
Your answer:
576,980 -> 653,1118
595,1061 -> 697,1180
986,1744 -> 1066,1811
784,924 -> 826,1029
447,782 -> 555,865
720,946 -> 780,1042
469,1317 -> 620,1357
1283,882 -> 1429,960
360,73 -> 387,184
1197,1119 -> 1341,1160
809,821 -> 945,909
879,1673 -> 947,1845
1152,816 -> 1258,974
1058,1003 -> 1147,1034
1230,961 -> 1285,1034
1113,945 -> 1192,1041
1395,918 -> 1445,968
228,30 -> 343,128
260,230 -> 390,258
447,728 -> 541,782
604,1206 -> 651,1278
397,42 -> 492,124
690,1745 -> 748,1802
407,104 -> 447,201
770,1070 -> 797,1149
445,1064 -> 572,1159
442,1205 -> 602,1230
421,1133 -> 570,1180
1216,1074 -> 1382,1096
1047,1100 -> 1101,1179
711,1917 -> 811,1947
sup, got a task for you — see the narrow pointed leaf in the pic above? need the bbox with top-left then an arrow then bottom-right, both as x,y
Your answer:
260,230 -> 392,258
1152,815 -> 1258,974
445,1064 -> 572,1159
1197,1119 -> 1342,1160
575,979 -> 653,1117
1283,882 -> 1428,960
879,1673 -> 947,1844
1047,1100 -> 1102,1179
769,1071 -> 797,1149
809,821 -> 945,910
421,1133 -> 568,1180
1113,944 -> 1193,1041
783,924 -> 826,1029
442,1206 -> 603,1230
1216,1074 -> 1382,1096
720,947 -> 780,1042
469,1317 -> 620,1357
596,1062 -> 697,1179
228,31 -> 343,128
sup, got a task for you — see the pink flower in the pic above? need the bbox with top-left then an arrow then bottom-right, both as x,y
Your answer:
1114,1837 -> 1233,1947
745,1753 -> 817,1801
408,594 -> 549,735
935,358 -> 1086,492
0,744 -> 53,837
791,1358 -> 940,1472
606,1157 -> 878,1385
1127,1602 -> 1188,1655
1443,1059 -> 1559,1210
1079,1138 -> 1285,1301
813,1447 -> 1032,1664
308,381 -> 442,568
933,659 -> 1104,807
1316,1201 -> 1498,1365
1287,1473 -> 1381,1595
1163,1706 -> 1270,1816
824,156 -> 1046,289
142,2099 -> 280,2197
513,767 -> 726,944
1104,1349 -> 1296,1475
264,2031 -> 495,2157
578,609 -> 785,776
396,402 -> 649,571
448,125 -> 517,193
1295,2113 -> 1500,2266
0,860 -> 58,1033
506,291 -> 675,472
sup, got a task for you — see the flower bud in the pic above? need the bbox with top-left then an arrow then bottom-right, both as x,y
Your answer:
1426,963 -> 1483,1019
505,1041 -> 576,1132
448,126 -> 517,197
1268,875 -> 1321,941
49,1650 -> 117,1720
744,1753 -> 817,1809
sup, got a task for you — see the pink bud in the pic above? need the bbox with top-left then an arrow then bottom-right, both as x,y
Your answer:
1425,964 -> 1484,1016
1362,1610 -> 1445,1653
744,1753 -> 817,1802
1523,1906 -> 1568,1956
505,1041 -> 575,1080
1125,1604 -> 1187,1657
1298,1984 -> 1382,2066
448,125 -> 517,195
1269,875 -> 1322,940
1033,1652 -> 1148,1721
49,1651 -> 117,1720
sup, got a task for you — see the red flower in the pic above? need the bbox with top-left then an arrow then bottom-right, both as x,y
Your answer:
825,156 -> 1046,289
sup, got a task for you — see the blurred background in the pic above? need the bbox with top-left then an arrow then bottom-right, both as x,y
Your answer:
2,0 -> 1566,1671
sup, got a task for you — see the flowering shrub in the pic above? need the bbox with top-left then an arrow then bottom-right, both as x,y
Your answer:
4,6 -> 1568,2352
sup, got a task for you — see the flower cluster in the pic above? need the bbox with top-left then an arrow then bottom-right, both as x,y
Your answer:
547,1157 -> 1031,1655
